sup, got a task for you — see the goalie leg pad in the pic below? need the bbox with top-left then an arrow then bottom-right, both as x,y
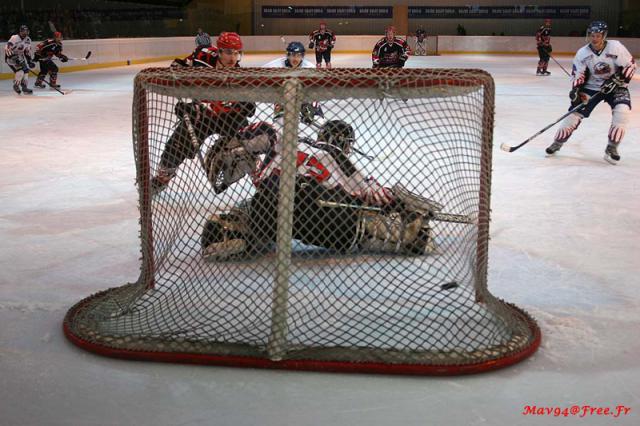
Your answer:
554,113 -> 582,143
608,104 -> 630,144
201,209 -> 251,260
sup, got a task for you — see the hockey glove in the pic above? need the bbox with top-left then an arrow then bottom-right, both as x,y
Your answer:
60,54 -> 69,63
569,87 -> 589,107
545,45 -> 553,54
175,101 -> 201,122
27,59 -> 36,69
601,74 -> 625,94
235,101 -> 256,118
308,42 -> 314,49
171,58 -> 189,68
299,103 -> 315,125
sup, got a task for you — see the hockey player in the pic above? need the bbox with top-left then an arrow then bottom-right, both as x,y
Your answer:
535,19 -> 552,75
414,28 -> 427,56
152,32 -> 256,194
372,26 -> 410,68
263,41 -> 315,69
200,118 -> 433,260
4,25 -> 34,94
308,22 -> 335,69
33,32 -> 68,89
545,21 -> 636,164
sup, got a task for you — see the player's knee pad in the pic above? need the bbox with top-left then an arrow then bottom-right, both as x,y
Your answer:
554,113 -> 582,142
609,104 -> 630,143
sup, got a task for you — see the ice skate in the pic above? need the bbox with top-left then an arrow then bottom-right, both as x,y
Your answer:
12,82 -> 22,94
34,80 -> 46,88
20,82 -> 33,94
604,144 -> 620,164
545,141 -> 564,155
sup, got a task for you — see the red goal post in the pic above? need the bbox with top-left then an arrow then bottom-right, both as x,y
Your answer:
64,67 -> 540,375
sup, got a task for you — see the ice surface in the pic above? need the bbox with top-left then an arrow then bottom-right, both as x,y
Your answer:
1,53 -> 639,425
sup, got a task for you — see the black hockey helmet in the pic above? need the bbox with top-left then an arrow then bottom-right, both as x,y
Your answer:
19,25 -> 29,35
586,21 -> 608,39
286,41 -> 305,56
317,120 -> 356,155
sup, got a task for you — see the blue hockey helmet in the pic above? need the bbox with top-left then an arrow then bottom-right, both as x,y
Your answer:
586,21 -> 608,39
286,41 -> 305,56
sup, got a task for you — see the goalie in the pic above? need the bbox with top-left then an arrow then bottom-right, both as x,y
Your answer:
200,116 -> 444,261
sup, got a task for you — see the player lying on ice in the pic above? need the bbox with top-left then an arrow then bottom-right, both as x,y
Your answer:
198,109 -> 462,262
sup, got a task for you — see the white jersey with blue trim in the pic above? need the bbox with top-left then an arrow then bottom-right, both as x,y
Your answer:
262,57 -> 315,68
4,34 -> 32,63
572,39 -> 636,91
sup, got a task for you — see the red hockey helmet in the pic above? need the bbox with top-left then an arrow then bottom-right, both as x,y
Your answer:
217,32 -> 243,50
54,31 -> 62,40
319,21 -> 327,29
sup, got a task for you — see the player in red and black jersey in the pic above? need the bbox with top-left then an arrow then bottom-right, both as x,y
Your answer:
535,19 -> 552,76
152,32 -> 256,194
372,26 -> 410,68
308,22 -> 336,69
33,32 -> 68,89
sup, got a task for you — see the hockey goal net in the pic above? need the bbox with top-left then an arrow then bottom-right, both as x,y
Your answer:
64,67 -> 540,375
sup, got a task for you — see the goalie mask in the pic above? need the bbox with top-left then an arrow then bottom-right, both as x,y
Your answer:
317,120 -> 356,155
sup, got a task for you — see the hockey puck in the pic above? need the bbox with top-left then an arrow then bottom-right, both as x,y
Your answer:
440,281 -> 459,291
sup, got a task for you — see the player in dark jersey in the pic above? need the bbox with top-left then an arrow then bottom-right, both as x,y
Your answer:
372,26 -> 410,68
535,19 -> 552,76
308,22 -> 336,69
152,32 -> 256,194
33,32 -> 68,89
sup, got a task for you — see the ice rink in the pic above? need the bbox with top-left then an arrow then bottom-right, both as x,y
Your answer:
1,52 -> 639,425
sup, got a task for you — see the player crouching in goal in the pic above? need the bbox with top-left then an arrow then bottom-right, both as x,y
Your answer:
545,21 -> 636,164
198,116 -> 464,261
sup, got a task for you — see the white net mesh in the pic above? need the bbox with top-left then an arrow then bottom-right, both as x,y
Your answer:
64,67 -> 540,374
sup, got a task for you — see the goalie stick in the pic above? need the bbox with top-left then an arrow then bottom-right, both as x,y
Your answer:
317,199 -> 473,224
500,90 -> 604,153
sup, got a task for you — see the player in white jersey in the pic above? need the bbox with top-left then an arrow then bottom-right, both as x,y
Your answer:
4,25 -> 35,94
262,41 -> 315,69
200,118 -> 434,260
545,21 -> 636,164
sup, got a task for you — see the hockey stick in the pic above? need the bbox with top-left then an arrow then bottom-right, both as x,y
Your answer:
28,69 -> 66,95
549,54 -> 571,77
500,91 -> 604,153
51,51 -> 92,61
